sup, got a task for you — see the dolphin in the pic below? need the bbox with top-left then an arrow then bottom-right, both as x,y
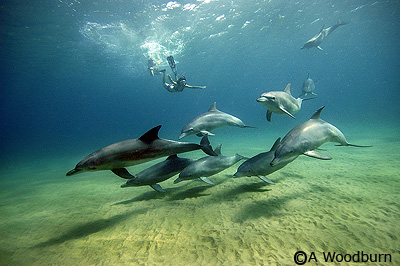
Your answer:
270,106 -> 371,166
174,144 -> 245,185
233,138 -> 297,184
66,125 -> 217,179
299,73 -> 316,98
120,155 -> 196,192
257,83 -> 314,122
179,102 -> 254,139
301,20 -> 348,50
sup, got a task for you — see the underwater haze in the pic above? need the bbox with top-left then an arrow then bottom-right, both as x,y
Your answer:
1,0 -> 400,265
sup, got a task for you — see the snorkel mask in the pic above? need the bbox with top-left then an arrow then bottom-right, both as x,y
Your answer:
178,75 -> 187,86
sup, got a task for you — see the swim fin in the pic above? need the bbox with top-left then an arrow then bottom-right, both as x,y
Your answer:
167,55 -> 177,75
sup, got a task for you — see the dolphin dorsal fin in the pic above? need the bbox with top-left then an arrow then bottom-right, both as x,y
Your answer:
269,137 -> 281,152
311,106 -> 325,120
139,125 -> 161,143
166,154 -> 178,160
283,83 -> 292,95
214,144 -> 222,155
320,24 -> 325,33
208,102 -> 218,112
307,73 -> 310,79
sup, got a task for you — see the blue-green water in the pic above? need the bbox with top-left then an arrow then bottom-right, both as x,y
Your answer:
1,0 -> 399,265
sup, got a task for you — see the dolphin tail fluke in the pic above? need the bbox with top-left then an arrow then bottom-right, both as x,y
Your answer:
112,168 -> 135,179
174,177 -> 183,184
301,96 -> 317,101
200,135 -> 218,156
243,125 -> 257,129
150,184 -> 166,193
336,143 -> 372,148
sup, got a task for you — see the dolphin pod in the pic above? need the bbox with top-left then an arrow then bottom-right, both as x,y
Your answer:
67,19 -> 370,194
67,105 -> 371,193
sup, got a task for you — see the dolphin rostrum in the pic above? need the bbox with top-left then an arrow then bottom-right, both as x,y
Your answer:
66,125 -> 217,179
121,155 -> 196,192
174,144 -> 245,185
270,106 -> 371,166
179,102 -> 254,139
300,73 -> 317,98
233,138 -> 297,184
301,20 -> 348,50
257,83 -> 314,122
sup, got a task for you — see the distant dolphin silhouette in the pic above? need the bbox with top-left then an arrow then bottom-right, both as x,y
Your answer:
299,73 -> 317,98
301,20 -> 348,50
179,102 -> 254,139
66,125 -> 216,179
270,106 -> 371,166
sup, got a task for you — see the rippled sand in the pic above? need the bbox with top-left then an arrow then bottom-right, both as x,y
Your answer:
1,125 -> 399,265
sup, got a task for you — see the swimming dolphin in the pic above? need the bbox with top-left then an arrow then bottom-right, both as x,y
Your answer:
301,20 -> 348,51
66,125 -> 217,179
257,83 -> 313,122
179,102 -> 254,139
233,138 -> 297,184
174,144 -> 245,185
121,155 -> 196,192
299,73 -> 316,98
270,106 -> 371,166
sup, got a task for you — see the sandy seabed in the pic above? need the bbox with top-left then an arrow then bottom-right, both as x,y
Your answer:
1,124 -> 399,265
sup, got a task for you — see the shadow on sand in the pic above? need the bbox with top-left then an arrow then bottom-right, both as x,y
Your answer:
32,208 -> 147,248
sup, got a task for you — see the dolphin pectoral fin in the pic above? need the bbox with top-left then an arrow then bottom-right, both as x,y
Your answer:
316,46 -> 323,51
243,125 -> 257,129
304,151 -> 332,160
257,175 -> 275,185
199,177 -> 215,185
112,168 -> 135,179
200,135 -> 218,156
279,106 -> 296,119
150,184 -> 166,193
266,110 -> 272,122
200,130 -> 215,136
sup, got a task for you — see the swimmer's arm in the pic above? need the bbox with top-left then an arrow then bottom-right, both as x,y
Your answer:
186,85 -> 206,89
167,74 -> 177,85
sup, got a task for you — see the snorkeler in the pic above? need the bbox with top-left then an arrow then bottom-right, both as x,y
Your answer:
159,56 -> 206,92
160,70 -> 206,92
